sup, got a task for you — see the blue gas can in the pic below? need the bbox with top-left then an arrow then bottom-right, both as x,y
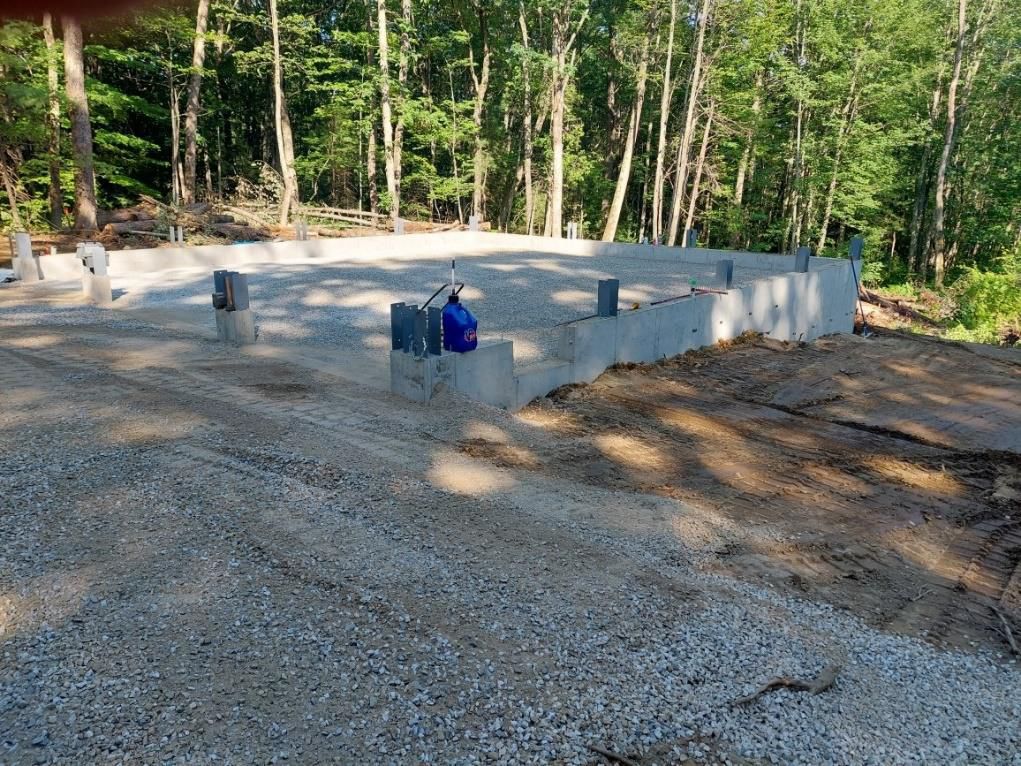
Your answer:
442,295 -> 478,352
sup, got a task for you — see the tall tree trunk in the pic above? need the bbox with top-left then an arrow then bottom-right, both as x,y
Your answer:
932,0 -> 966,287
731,71 -> 762,246
469,3 -> 491,220
602,33 -> 651,242
269,0 -> 297,226
280,98 -> 299,212
0,149 -> 24,229
170,78 -> 182,204
542,181 -> 552,236
638,120 -> 652,241
786,0 -> 807,253
651,0 -> 676,244
42,13 -> 63,228
367,120 -> 378,215
548,5 -> 589,238
666,0 -> 711,246
909,78 -> 943,275
909,149 -> 932,276
601,31 -> 621,219
204,148 -> 214,198
393,0 -> 411,209
817,84 -> 861,251
549,16 -> 567,238
683,100 -> 714,236
375,0 -> 399,220
365,4 -> 380,216
446,69 -> 464,223
733,73 -> 762,211
62,16 -> 98,231
519,2 -> 535,234
182,0 -> 210,204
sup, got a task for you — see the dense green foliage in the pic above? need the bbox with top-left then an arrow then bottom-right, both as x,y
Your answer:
0,0 -> 1019,336
946,263 -> 1021,342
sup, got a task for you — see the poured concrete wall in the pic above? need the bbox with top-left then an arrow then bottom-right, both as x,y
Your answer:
20,230 -> 825,282
390,242 -> 857,410
390,341 -> 514,407
6,229 -> 855,410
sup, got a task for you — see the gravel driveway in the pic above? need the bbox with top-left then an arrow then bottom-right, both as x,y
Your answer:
1,287 -> 1019,765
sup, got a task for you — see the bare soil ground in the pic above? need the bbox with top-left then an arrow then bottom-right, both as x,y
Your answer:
464,331 -> 1021,653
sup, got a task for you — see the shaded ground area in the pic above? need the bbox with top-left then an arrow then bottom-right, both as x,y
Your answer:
1,286 -> 1019,764
463,332 -> 1021,653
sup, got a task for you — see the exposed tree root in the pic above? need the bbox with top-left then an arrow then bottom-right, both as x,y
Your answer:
586,743 -> 640,766
733,664 -> 841,706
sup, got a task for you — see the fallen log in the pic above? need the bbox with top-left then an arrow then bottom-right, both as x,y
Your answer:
222,205 -> 274,228
211,223 -> 269,241
300,205 -> 386,220
859,288 -> 932,324
733,664 -> 841,705
97,209 -> 136,226
301,209 -> 388,228
101,219 -> 157,236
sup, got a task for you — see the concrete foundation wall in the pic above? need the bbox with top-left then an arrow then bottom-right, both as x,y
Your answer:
8,229 -> 855,411
389,247 -> 856,411
23,230 -> 821,284
389,340 -> 513,408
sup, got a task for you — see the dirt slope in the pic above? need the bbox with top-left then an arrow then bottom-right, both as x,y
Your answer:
465,332 -> 1021,653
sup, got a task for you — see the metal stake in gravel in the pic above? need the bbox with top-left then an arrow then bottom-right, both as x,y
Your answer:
212,270 -> 257,345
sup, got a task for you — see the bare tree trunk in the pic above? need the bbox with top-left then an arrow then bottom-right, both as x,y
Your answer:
786,0 -> 807,253
817,86 -> 861,251
367,120 -> 378,216
651,0 -> 676,244
376,0 -> 399,220
542,183 -> 552,237
168,53 -> 182,205
731,71 -> 762,246
909,77 -> 943,275
204,148 -> 214,198
519,3 -> 535,234
0,149 -> 24,229
601,31 -> 621,219
638,120 -> 652,240
469,3 -> 491,219
446,70 -> 464,223
549,5 -> 589,238
280,98 -> 299,212
666,0 -> 711,246
42,13 -> 63,228
393,0 -> 411,209
365,4 -> 380,216
62,16 -> 97,231
602,32 -> 650,241
182,0 -> 210,204
684,100 -> 714,236
932,0 -> 966,287
549,16 -> 567,238
269,0 -> 297,226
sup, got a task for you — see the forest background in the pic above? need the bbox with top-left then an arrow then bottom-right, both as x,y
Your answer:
1,0 -> 1019,341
